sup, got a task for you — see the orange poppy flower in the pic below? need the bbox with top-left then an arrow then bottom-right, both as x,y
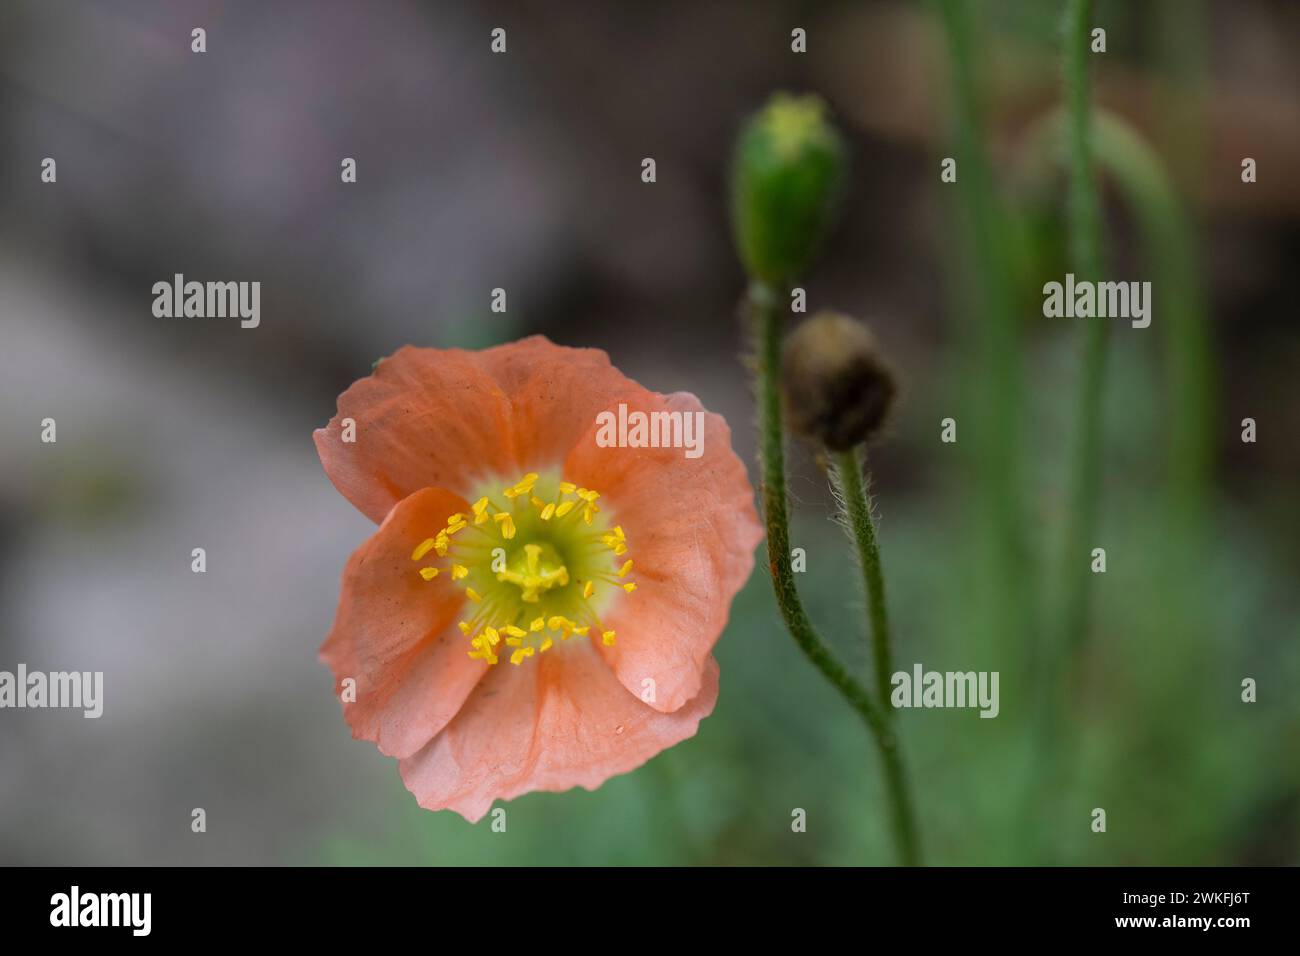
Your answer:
314,336 -> 762,821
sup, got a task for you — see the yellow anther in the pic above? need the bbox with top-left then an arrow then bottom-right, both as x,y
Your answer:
439,474 -> 634,668
418,567 -> 439,581
467,638 -> 498,665
602,526 -> 628,555
493,512 -> 517,539
411,538 -> 436,561
503,473 -> 540,499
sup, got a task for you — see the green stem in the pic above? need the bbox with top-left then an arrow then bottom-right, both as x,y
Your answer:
1060,0 -> 1107,662
833,448 -> 894,708
750,281 -> 921,866
1027,0 -> 1109,861
932,0 -> 1033,660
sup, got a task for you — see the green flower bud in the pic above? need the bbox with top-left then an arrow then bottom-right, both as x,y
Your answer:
730,93 -> 847,286
781,312 -> 897,451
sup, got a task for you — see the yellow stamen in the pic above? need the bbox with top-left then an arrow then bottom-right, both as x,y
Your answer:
418,472 -> 639,667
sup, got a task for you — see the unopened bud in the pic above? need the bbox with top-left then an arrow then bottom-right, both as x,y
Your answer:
781,312 -> 897,450
730,93 -> 847,286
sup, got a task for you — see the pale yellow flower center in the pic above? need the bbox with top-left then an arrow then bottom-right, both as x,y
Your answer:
410,472 -> 636,665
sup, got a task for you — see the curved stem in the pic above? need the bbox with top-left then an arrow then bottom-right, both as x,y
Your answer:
750,282 -> 921,866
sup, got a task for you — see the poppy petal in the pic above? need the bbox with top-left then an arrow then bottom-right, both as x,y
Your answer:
473,335 -> 638,473
564,391 -> 762,712
321,486 -> 488,759
314,346 -> 516,524
398,645 -> 720,822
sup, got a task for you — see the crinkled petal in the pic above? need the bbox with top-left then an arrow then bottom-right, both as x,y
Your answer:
314,346 -> 516,523
321,486 -> 487,759
564,390 -> 762,712
398,644 -> 720,822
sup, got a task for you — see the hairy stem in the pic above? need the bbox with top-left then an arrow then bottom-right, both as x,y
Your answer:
751,282 -> 921,866
833,448 -> 894,708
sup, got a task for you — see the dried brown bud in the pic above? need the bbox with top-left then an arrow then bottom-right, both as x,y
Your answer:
781,312 -> 898,450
